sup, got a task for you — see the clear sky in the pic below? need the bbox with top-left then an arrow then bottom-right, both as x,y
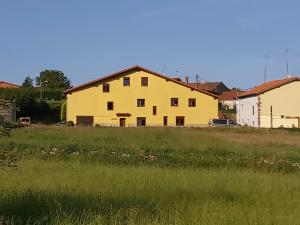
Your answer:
1,0 -> 300,89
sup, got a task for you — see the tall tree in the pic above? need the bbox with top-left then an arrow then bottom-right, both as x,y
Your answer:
35,70 -> 71,90
22,76 -> 34,88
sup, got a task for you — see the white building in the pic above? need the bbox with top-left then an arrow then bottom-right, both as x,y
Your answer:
237,77 -> 300,128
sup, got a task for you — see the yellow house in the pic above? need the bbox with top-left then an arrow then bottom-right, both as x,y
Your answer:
237,77 -> 300,128
64,65 -> 219,127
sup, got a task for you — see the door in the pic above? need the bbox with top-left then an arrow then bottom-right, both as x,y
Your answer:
119,118 -> 126,127
163,116 -> 168,126
76,116 -> 94,126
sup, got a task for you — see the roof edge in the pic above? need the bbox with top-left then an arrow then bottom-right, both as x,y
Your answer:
63,65 -> 219,98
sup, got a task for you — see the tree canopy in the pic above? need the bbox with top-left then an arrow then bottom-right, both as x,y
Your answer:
22,76 -> 34,88
35,70 -> 71,90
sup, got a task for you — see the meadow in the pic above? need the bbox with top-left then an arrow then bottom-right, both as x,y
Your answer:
1,126 -> 300,225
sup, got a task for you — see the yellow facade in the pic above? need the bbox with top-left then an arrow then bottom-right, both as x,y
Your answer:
66,68 -> 219,127
259,81 -> 300,128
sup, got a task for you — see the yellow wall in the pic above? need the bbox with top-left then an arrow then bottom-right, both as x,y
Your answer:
66,70 -> 218,127
259,81 -> 300,128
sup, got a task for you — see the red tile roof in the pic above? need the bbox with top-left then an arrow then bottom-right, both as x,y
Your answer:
63,65 -> 219,98
0,81 -> 20,89
238,77 -> 300,98
188,82 -> 222,93
220,90 -> 245,101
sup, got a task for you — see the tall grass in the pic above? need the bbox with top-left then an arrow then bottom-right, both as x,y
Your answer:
1,159 -> 300,225
1,127 -> 300,224
1,126 -> 300,171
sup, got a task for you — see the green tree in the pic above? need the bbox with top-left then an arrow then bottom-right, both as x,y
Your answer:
60,102 -> 66,121
22,76 -> 34,88
35,70 -> 71,90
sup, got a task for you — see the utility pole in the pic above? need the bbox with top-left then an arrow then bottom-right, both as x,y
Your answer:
39,80 -> 48,101
264,54 -> 268,83
286,49 -> 289,75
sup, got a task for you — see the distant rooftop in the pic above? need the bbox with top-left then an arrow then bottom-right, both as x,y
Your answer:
0,81 -> 20,89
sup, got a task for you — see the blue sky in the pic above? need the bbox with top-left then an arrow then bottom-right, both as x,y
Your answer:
1,0 -> 300,89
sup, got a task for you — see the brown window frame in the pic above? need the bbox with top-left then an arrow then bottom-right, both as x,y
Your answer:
103,83 -> 110,93
188,98 -> 196,107
137,99 -> 145,107
176,116 -> 185,126
137,117 -> 146,126
171,98 -> 179,107
153,106 -> 157,115
123,77 -> 130,86
107,101 -> 114,110
141,77 -> 148,86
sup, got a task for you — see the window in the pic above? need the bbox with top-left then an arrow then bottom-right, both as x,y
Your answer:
103,83 -> 110,92
123,77 -> 130,86
188,98 -> 196,107
176,116 -> 185,126
141,77 -> 148,86
137,99 -> 145,107
107,101 -> 114,110
252,106 -> 255,115
153,106 -> 157,115
137,117 -> 146,126
171,98 -> 178,106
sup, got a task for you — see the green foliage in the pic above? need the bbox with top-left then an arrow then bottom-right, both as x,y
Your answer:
60,102 -> 66,121
22,76 -> 34,88
35,70 -> 71,90
42,88 -> 64,100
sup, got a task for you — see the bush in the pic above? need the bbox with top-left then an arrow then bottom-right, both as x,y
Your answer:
66,121 -> 74,126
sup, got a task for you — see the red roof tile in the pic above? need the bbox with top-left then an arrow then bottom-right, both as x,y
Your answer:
188,82 -> 222,92
220,90 -> 245,101
238,77 -> 300,98
0,81 -> 20,89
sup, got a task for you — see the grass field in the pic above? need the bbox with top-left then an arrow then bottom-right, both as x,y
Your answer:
1,126 -> 300,224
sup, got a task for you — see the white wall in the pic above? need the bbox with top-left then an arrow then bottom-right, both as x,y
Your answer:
236,96 -> 259,127
221,100 -> 236,110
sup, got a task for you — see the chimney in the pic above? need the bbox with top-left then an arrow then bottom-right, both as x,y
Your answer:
184,76 -> 189,84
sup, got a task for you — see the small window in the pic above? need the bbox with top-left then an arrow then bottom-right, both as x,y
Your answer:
137,117 -> 146,126
153,106 -> 157,115
188,98 -> 196,107
141,77 -> 148,86
137,99 -> 145,107
103,83 -> 110,93
171,98 -> 178,107
123,77 -> 130,86
107,101 -> 114,110
252,106 -> 255,115
176,116 -> 185,126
